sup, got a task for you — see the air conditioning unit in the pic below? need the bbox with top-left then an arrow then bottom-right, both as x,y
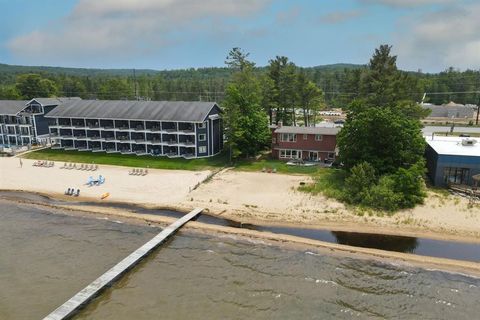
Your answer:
461,138 -> 477,146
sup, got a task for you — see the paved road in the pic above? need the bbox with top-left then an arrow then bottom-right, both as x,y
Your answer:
423,126 -> 480,135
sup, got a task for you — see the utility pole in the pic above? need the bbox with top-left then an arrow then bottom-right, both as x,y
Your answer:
476,92 -> 480,125
476,105 -> 479,125
133,69 -> 138,100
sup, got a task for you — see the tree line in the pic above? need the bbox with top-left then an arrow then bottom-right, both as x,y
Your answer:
1,57 -> 479,107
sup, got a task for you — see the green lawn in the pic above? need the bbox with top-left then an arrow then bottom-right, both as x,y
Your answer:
433,132 -> 480,137
22,148 -> 326,174
234,158 -> 323,174
22,148 -> 227,171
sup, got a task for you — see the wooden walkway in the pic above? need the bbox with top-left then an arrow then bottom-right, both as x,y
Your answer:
43,208 -> 203,320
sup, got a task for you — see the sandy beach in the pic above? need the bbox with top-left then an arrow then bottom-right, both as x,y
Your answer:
1,157 -> 480,242
0,157 -> 211,206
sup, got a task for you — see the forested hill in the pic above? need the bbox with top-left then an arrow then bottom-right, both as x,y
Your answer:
0,61 -> 478,106
0,62 -> 362,79
0,63 -> 159,77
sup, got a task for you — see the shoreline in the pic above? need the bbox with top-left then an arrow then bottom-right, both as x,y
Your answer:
2,157 -> 480,242
1,191 -> 480,277
2,188 -> 480,245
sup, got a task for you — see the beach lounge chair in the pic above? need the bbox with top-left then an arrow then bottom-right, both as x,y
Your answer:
74,189 -> 80,197
65,188 -> 71,195
137,169 -> 143,176
60,162 -> 67,169
143,169 -> 148,176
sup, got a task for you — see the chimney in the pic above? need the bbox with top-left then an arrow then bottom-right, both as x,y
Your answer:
278,121 -> 283,128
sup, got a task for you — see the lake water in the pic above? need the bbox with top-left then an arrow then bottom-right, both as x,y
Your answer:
1,201 -> 480,320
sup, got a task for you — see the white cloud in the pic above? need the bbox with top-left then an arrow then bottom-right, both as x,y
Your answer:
7,0 -> 270,65
360,0 -> 454,7
318,10 -> 364,24
276,6 -> 301,25
394,3 -> 480,71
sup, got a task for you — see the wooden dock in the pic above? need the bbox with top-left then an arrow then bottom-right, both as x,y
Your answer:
42,208 -> 203,320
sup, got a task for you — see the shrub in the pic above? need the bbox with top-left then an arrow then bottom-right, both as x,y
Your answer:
390,162 -> 426,208
344,162 -> 376,204
364,175 -> 401,211
341,161 -> 426,212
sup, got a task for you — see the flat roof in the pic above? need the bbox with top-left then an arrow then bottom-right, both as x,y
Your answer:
45,100 -> 219,122
0,100 -> 28,116
275,125 -> 340,135
425,136 -> 480,157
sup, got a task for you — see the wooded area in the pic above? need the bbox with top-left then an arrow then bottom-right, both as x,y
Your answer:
1,57 -> 479,106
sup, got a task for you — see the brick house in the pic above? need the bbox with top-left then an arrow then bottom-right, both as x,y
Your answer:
271,125 -> 340,162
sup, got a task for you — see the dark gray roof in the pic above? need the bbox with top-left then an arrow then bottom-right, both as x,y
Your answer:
0,100 -> 28,116
275,126 -> 340,135
422,104 -> 474,118
45,100 -> 219,122
29,97 -> 82,106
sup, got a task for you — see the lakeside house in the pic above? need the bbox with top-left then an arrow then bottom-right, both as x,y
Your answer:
425,135 -> 480,187
45,100 -> 223,159
270,123 -> 340,162
0,98 -> 76,148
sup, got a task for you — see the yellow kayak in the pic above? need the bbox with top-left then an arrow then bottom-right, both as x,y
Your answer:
101,192 -> 110,200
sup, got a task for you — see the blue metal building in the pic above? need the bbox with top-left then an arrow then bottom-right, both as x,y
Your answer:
425,136 -> 480,187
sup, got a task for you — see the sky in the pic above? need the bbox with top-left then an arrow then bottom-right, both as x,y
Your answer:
0,0 -> 478,72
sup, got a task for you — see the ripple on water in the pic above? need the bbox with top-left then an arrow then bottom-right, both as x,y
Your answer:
1,201 -> 480,320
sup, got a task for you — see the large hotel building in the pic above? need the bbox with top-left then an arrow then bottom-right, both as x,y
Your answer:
1,99 -> 223,158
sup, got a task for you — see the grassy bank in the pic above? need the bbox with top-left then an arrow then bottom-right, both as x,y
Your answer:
23,148 -> 325,174
298,168 -> 347,200
22,148 -> 227,171
234,158 -> 322,174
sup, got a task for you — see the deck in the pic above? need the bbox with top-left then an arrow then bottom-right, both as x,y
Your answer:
42,207 -> 203,320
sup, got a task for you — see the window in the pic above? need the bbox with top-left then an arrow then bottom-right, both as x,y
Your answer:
280,133 -> 296,142
198,134 -> 206,141
443,167 -> 470,185
279,149 -> 301,159
315,134 -> 323,141
199,122 -> 207,129
303,134 -> 308,140
199,146 -> 207,154
327,152 -> 335,159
